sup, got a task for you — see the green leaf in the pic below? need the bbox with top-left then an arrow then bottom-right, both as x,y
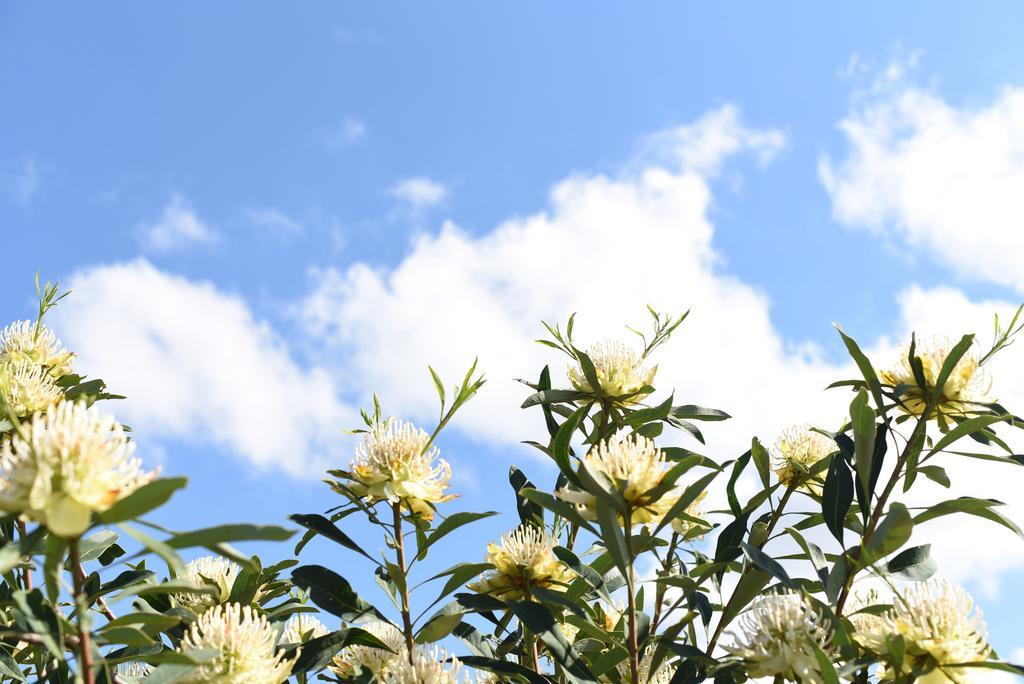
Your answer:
918,465 -> 950,488
751,437 -> 771,490
521,389 -> 586,409
652,470 -> 718,537
850,389 -> 876,505
670,404 -> 730,422
914,497 -> 1023,538
429,365 -> 446,406
553,546 -> 612,605
418,511 -> 498,560
0,525 -> 45,574
740,542 -> 795,589
508,601 -> 597,683
97,477 -> 187,524
291,565 -> 386,622
509,466 -> 544,528
288,514 -> 376,564
926,414 -> 1009,458
417,601 -> 467,643
551,404 -> 590,482
931,334 -> 975,406
595,504 -> 630,581
290,627 -> 390,673
726,450 -> 752,516
166,524 -> 294,549
835,326 -> 887,418
459,655 -> 548,684
883,544 -> 937,580
70,529 -> 120,564
822,453 -> 854,545
863,503 -> 913,565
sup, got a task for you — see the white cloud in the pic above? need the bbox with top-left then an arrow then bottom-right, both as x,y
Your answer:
821,82 -> 1024,293
139,195 -> 218,253
51,259 -> 354,477
388,177 -> 448,211
0,157 -> 40,205
245,207 -> 303,236
325,116 -> 366,148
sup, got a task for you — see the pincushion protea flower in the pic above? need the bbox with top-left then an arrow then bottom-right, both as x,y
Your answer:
280,614 -> 329,644
176,556 -> 240,611
341,419 -> 455,521
771,425 -> 836,494
568,340 -> 656,404
385,645 -> 464,684
0,320 -> 75,378
178,603 -> 296,683
853,580 -> 990,684
879,336 -> 992,418
558,432 -> 682,525
724,591 -> 833,683
330,619 -> 406,680
468,525 -> 573,600
0,401 -> 155,537
0,359 -> 62,416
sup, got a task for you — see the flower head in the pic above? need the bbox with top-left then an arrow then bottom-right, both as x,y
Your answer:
178,603 -> 296,684
280,614 -> 330,644
468,525 -> 573,600
0,321 -> 75,378
853,580 -> 990,684
0,360 -> 62,416
0,401 -> 155,537
385,645 -> 465,684
176,556 -> 240,611
771,425 -> 836,494
568,340 -> 656,404
343,419 -> 455,521
330,619 -> 406,680
724,591 -> 833,683
880,336 -> 992,418
558,432 -> 681,525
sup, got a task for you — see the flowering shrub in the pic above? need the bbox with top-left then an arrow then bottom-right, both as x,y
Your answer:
0,280 -> 1022,683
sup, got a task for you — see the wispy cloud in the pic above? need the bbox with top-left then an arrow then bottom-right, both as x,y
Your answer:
0,157 -> 41,205
139,195 -> 218,253
324,116 -> 367,148
245,207 -> 303,237
389,176 -> 448,212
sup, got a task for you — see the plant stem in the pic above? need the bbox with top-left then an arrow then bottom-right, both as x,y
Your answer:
625,520 -> 639,684
69,539 -> 95,684
705,484 -> 795,655
15,520 -> 32,591
392,503 -> 415,664
70,548 -> 116,622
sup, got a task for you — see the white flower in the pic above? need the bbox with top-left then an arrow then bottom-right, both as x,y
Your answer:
855,580 -> 990,684
385,645 -> 465,684
724,591 -> 833,683
568,340 -> 656,404
771,425 -> 836,494
117,662 -> 150,680
330,619 -> 406,680
341,419 -> 455,521
558,432 -> 683,525
0,401 -> 155,537
467,525 -> 573,600
0,360 -> 62,416
880,336 -> 992,418
178,603 -> 295,684
613,650 -> 674,684
0,321 -> 74,378
280,614 -> 329,644
176,556 -> 240,611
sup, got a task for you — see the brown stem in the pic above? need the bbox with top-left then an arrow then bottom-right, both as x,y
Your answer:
15,520 -> 32,591
392,503 -> 415,664
69,539 -> 95,684
625,520 -> 639,684
706,484 -> 795,655
70,549 -> 116,622
836,417 -> 928,616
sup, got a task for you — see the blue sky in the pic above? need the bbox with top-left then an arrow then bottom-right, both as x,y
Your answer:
3,2 -> 1024,663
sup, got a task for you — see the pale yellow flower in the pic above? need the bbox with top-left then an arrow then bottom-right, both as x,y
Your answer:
558,432 -> 681,525
0,360 -> 62,416
854,580 -> 990,684
0,321 -> 75,378
0,401 -> 155,537
670,489 -> 709,539
385,645 -> 465,684
880,336 -> 992,418
280,614 -> 329,644
568,340 -> 656,404
342,419 -> 455,521
772,425 -> 835,494
176,556 -> 240,611
467,525 -> 573,601
179,603 -> 296,684
330,619 -> 406,680
116,662 -> 150,680
724,591 -> 833,684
